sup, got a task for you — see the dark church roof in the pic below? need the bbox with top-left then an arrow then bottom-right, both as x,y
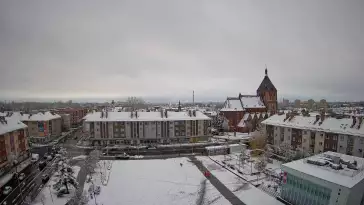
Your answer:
257,68 -> 277,93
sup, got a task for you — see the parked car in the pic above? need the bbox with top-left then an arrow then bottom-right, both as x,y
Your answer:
18,173 -> 25,181
39,161 -> 47,171
2,186 -> 12,195
42,174 -> 50,184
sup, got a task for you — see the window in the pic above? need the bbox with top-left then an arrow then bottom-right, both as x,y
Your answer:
287,128 -> 291,132
340,136 -> 344,141
333,136 -> 337,141
325,136 -> 329,140
320,133 -> 324,137
319,142 -> 323,146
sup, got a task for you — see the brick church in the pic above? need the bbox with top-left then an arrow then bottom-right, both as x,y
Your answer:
220,68 -> 277,132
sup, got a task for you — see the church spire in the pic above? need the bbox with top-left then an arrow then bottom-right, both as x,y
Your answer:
265,64 -> 268,76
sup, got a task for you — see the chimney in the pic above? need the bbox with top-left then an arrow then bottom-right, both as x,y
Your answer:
101,111 -> 104,118
105,111 -> 108,118
351,116 -> 357,128
358,117 -> 363,129
320,110 -> 325,122
193,110 -> 196,117
313,115 -> 320,125
164,110 -> 168,118
188,110 -> 192,117
135,111 -> 138,118
284,113 -> 290,122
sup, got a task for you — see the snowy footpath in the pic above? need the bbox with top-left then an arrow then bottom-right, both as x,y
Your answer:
83,158 -> 231,205
31,165 -> 81,205
196,156 -> 284,205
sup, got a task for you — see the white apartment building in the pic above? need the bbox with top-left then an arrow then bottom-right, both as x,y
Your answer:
262,112 -> 364,157
281,151 -> 364,205
83,110 -> 211,146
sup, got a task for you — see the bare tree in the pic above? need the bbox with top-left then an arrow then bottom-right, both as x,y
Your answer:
85,149 -> 101,178
279,142 -> 294,162
126,96 -> 146,110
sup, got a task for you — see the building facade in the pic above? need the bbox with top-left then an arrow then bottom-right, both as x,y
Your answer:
0,116 -> 30,174
220,68 -> 277,132
60,114 -> 71,131
0,111 -> 62,144
262,112 -> 364,158
55,108 -> 88,127
83,110 -> 211,146
281,152 -> 364,205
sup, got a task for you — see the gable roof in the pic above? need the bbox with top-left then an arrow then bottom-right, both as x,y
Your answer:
0,117 -> 27,135
257,69 -> 277,93
221,97 -> 244,111
240,95 -> 266,109
262,114 -> 364,137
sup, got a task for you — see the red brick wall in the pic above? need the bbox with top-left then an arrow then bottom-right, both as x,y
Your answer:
221,111 -> 244,131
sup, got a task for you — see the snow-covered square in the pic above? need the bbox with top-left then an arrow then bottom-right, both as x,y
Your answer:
83,158 -> 231,205
197,156 -> 284,205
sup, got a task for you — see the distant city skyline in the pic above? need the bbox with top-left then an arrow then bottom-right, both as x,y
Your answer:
1,1 -> 364,102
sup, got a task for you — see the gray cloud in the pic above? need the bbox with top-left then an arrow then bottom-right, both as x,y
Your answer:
0,0 -> 363,102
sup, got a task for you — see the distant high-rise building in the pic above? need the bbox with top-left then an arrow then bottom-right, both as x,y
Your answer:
294,99 -> 301,108
282,99 -> 290,107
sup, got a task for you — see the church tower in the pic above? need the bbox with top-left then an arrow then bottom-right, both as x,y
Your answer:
257,68 -> 277,113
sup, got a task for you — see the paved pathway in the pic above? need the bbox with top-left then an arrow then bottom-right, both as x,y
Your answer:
189,156 -> 246,205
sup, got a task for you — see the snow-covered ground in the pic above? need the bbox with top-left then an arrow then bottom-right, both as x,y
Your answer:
197,156 -> 284,205
83,158 -> 231,205
208,153 -> 283,197
32,165 -> 81,205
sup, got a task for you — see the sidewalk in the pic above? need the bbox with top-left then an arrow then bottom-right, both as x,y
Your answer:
0,158 -> 32,188
189,156 -> 246,205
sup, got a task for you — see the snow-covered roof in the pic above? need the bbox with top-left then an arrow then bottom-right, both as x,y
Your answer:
83,111 -> 211,122
262,113 -> 364,137
221,97 -> 244,111
0,117 -> 27,135
0,111 -> 61,122
240,95 -> 266,109
282,151 -> 364,188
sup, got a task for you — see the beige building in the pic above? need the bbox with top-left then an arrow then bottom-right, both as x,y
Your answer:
0,111 -> 62,144
83,110 -> 211,146
0,116 -> 30,171
262,112 -> 364,158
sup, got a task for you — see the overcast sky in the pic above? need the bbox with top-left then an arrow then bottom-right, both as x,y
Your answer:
1,1 -> 363,102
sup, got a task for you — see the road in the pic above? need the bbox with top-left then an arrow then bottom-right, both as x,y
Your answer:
0,127 -> 86,205
0,159 -> 56,205
189,156 -> 246,205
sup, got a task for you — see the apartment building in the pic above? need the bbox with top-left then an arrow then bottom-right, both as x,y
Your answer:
262,112 -> 364,157
0,111 -> 62,144
281,151 -> 364,205
55,108 -> 88,127
83,110 -> 211,146
0,116 -> 29,172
